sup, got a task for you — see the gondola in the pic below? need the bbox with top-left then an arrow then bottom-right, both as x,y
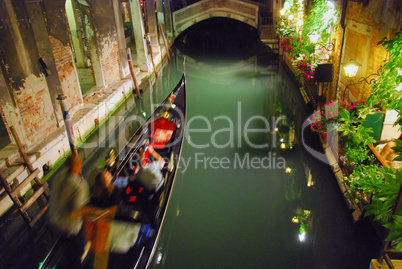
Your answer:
40,73 -> 186,269
107,73 -> 186,268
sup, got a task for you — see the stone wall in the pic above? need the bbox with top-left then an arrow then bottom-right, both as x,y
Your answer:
87,0 -> 122,88
340,0 -> 402,102
0,0 -> 58,146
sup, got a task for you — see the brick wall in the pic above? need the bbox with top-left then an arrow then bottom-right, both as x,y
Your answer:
341,1 -> 401,102
48,35 -> 82,113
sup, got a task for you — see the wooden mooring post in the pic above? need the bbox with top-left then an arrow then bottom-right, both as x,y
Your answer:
159,25 -> 170,61
144,33 -> 158,76
127,48 -> 141,98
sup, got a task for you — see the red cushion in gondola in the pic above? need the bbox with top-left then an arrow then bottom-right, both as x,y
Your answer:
149,118 -> 176,149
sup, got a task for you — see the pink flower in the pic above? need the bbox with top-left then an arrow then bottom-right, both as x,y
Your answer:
354,102 -> 358,106
349,105 -> 353,110
362,194 -> 369,202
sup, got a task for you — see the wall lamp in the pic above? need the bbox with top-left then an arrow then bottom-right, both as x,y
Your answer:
308,34 -> 320,44
341,59 -> 382,99
308,34 -> 335,55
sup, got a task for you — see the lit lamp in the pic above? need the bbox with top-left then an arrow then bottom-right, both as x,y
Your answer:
342,59 -> 361,78
341,60 -> 382,100
308,34 -> 320,44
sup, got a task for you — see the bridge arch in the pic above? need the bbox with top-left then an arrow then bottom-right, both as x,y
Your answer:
173,0 -> 259,36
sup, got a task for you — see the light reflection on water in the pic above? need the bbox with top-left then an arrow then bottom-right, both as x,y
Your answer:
147,43 -> 380,268
147,46 -> 316,269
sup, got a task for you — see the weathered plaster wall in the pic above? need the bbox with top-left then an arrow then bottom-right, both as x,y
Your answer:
87,0 -> 121,88
25,1 -> 65,126
14,74 -> 57,142
0,0 -> 58,146
42,0 -> 83,113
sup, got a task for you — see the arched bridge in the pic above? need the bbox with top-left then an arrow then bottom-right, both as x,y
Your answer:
173,0 -> 259,36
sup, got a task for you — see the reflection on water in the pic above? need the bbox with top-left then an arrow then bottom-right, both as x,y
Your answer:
43,20 -> 381,269
147,28 -> 380,269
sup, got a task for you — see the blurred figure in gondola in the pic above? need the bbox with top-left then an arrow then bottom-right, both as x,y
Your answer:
123,142 -> 166,204
90,171 -> 121,208
48,152 -> 90,269
135,142 -> 166,193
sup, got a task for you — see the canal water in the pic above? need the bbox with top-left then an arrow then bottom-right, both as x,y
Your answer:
13,19 -> 381,269
144,20 -> 381,269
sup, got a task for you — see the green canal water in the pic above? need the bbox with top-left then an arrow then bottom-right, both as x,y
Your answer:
36,21 -> 381,269
144,46 -> 380,268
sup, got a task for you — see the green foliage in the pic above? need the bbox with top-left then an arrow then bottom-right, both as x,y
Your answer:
393,140 -> 402,162
307,100 -> 375,165
336,101 -> 376,165
275,0 -> 340,79
385,214 -> 402,252
346,166 -> 400,224
368,32 -> 402,129
303,0 -> 340,46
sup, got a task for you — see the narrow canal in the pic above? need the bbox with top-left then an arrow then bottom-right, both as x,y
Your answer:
145,19 -> 381,269
24,18 -> 382,269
